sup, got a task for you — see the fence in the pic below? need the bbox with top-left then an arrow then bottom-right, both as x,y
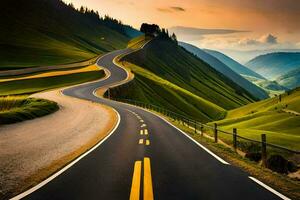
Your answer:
110,97 -> 300,166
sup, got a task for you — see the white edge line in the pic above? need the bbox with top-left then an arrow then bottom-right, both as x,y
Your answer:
10,109 -> 121,200
120,102 -> 229,165
248,177 -> 291,200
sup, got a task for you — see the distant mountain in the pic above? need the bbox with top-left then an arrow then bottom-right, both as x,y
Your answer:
203,49 -> 265,79
179,42 -> 268,100
277,68 -> 300,89
245,52 -> 300,80
0,0 -> 141,69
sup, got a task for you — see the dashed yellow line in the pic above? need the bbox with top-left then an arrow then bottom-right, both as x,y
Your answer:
144,157 -> 154,200
144,129 -> 148,135
129,161 -> 142,200
141,124 -> 147,128
146,140 -> 150,146
140,130 -> 144,135
139,139 -> 144,144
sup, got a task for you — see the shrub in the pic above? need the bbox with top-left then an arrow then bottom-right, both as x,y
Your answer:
287,161 -> 298,173
245,152 -> 261,162
266,155 -> 289,174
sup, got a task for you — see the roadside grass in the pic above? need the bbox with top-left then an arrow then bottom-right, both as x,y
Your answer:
0,70 -> 105,96
0,65 -> 101,83
0,96 -> 59,124
165,117 -> 300,200
210,88 -> 300,151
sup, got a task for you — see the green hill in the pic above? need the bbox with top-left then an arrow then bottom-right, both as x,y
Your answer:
0,0 -> 140,69
277,68 -> 300,89
245,52 -> 300,80
212,87 -> 300,150
115,36 -> 258,122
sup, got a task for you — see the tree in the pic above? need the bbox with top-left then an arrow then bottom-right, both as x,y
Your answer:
171,33 -> 178,44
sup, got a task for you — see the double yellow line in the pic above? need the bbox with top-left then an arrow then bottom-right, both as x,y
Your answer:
129,157 -> 154,200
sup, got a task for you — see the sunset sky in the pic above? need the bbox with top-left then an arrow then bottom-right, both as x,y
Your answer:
64,0 -> 300,62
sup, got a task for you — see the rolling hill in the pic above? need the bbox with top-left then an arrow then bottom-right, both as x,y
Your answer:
246,52 -> 300,80
0,0 -> 140,69
203,49 -> 265,79
277,68 -> 300,89
115,36 -> 261,122
179,42 -> 268,100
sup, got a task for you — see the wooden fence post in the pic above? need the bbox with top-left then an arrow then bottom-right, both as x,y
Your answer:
233,128 -> 237,151
261,134 -> 267,167
194,121 -> 197,133
200,125 -> 204,137
214,123 -> 218,143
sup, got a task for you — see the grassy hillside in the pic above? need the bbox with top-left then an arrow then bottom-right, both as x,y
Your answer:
212,88 -> 300,150
179,42 -> 268,100
0,0 -> 138,69
111,37 -> 261,121
204,49 -> 265,79
246,52 -> 300,80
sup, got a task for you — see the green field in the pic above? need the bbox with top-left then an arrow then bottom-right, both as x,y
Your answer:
210,88 -> 300,150
0,96 -> 59,124
0,70 -> 105,96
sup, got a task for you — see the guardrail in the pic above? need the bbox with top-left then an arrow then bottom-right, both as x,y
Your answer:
109,97 -> 300,166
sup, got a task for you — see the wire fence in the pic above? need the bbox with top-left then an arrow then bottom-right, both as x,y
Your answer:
110,97 -> 300,165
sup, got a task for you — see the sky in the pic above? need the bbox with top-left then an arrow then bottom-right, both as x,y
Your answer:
64,0 -> 300,62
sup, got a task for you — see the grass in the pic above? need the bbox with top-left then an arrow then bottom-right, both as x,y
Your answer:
210,88 -> 300,150
116,61 -> 226,122
0,70 -> 105,96
0,96 -> 59,124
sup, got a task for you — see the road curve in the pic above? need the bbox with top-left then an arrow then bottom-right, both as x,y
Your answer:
17,48 -> 286,200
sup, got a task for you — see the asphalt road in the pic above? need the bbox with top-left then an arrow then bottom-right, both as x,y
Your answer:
19,48 -> 285,200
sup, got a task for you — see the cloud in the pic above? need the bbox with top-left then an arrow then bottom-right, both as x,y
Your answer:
157,6 -> 185,13
238,34 -> 278,46
169,26 -> 248,41
260,34 -> 278,44
170,6 -> 185,12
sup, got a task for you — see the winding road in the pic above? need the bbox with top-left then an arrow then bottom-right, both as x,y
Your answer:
13,47 -> 288,200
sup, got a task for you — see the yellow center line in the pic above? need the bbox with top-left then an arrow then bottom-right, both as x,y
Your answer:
146,140 -> 150,146
140,130 -> 144,135
144,157 -> 154,200
144,129 -> 148,135
139,139 -> 144,144
129,161 -> 142,200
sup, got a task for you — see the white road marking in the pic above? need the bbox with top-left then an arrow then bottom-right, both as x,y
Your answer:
10,110 -> 121,200
141,124 -> 147,128
249,177 -> 291,200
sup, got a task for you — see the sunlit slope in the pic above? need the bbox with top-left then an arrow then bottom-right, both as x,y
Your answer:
213,88 -> 300,149
118,62 -> 226,122
123,37 -> 256,110
0,0 -> 132,69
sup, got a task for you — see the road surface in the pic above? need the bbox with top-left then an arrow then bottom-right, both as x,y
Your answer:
15,48 -> 287,200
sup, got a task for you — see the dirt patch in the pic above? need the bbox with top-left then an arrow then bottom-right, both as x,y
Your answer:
0,89 -> 117,199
